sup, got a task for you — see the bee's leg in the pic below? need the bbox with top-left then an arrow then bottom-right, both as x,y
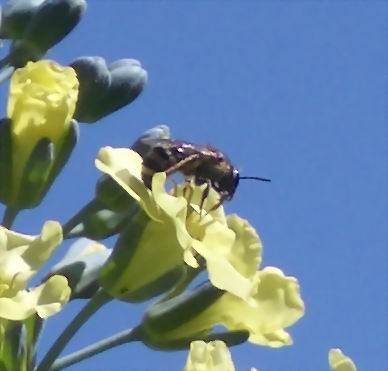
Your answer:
185,184 -> 194,205
199,180 -> 211,217
206,194 -> 227,214
182,177 -> 192,199
165,154 -> 200,175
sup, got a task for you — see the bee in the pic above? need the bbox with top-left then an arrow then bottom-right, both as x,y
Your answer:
137,137 -> 270,211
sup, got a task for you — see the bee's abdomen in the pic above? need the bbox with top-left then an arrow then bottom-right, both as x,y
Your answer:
141,145 -> 176,188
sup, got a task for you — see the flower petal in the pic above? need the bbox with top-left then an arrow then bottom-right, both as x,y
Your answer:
184,341 -> 235,371
192,222 -> 257,302
35,275 -> 71,318
95,147 -> 160,219
329,349 -> 357,371
0,275 -> 70,320
198,267 -> 304,347
20,221 -> 63,270
7,60 -> 78,194
226,215 -> 262,277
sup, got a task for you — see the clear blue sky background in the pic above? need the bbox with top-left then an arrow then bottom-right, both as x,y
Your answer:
1,1 -> 387,370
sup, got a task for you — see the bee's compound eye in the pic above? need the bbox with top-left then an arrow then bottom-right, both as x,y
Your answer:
154,146 -> 170,160
233,169 -> 240,190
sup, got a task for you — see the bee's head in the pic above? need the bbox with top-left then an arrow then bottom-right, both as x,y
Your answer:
216,167 -> 240,200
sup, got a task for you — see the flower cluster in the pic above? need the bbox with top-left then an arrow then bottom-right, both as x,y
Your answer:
0,1 -> 147,369
0,2 -> 355,371
95,145 -> 304,349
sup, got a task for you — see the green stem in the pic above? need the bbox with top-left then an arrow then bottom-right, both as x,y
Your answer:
1,207 -> 20,228
0,54 -> 11,69
50,327 -> 143,370
0,65 -> 14,84
36,290 -> 112,371
62,199 -> 100,239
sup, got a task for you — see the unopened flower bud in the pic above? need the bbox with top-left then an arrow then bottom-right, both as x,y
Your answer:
70,56 -> 111,123
0,0 -> 45,39
62,199 -> 137,240
10,0 -> 86,67
72,58 -> 147,123
131,124 -> 170,157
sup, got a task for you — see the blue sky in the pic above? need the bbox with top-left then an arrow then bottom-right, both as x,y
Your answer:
1,1 -> 387,370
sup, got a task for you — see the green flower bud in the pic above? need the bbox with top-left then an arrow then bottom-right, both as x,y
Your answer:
72,58 -> 147,123
62,199 -> 137,240
70,56 -> 111,123
141,282 -> 249,350
48,238 -> 112,299
0,0 -> 45,40
10,0 -> 86,67
131,124 -> 170,157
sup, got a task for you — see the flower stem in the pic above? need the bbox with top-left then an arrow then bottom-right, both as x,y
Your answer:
61,199 -> 99,239
0,54 -> 11,69
1,207 -> 20,228
0,65 -> 14,84
36,290 -> 112,371
50,327 -> 143,370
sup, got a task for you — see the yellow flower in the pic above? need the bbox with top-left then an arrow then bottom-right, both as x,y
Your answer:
183,341 -> 235,371
329,349 -> 357,371
96,146 -> 304,346
96,147 -> 259,302
6,60 -> 78,204
0,221 -> 70,320
200,267 -> 304,347
143,267 -> 304,349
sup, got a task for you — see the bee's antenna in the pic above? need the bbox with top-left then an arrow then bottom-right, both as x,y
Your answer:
240,176 -> 271,182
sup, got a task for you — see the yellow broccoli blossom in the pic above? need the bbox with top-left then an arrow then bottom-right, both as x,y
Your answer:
6,60 -> 78,204
142,266 -> 304,349
184,341 -> 235,371
329,349 -> 357,371
0,221 -> 70,320
96,147 -> 260,302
